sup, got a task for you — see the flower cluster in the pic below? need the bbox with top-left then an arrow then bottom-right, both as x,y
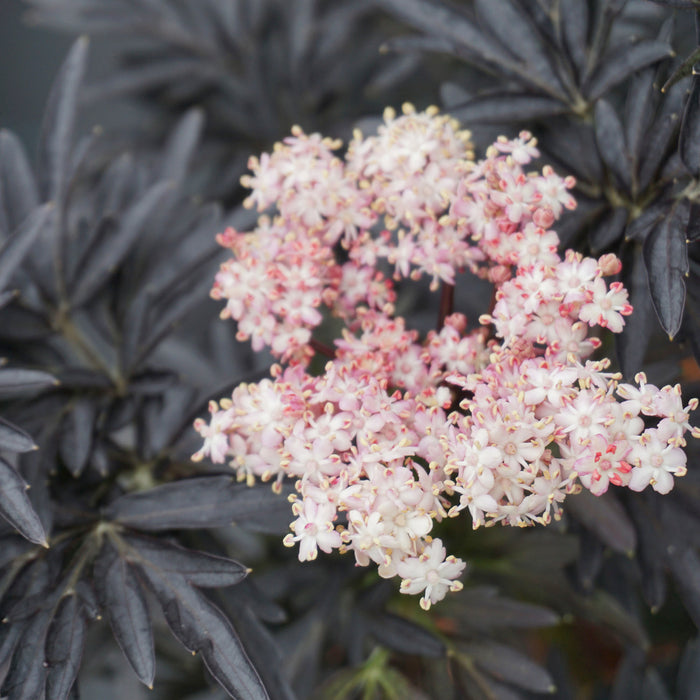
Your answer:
195,105 -> 699,610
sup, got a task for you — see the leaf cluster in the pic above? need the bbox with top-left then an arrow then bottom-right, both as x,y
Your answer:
25,0 -> 428,203
3,1 -> 700,698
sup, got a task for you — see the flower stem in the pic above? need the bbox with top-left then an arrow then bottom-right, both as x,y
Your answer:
310,337 -> 336,358
437,283 -> 454,330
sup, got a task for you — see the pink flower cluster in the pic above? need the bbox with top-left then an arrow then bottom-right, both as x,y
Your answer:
194,105 -> 699,610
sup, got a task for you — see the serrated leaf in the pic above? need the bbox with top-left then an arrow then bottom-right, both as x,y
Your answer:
585,39 -> 673,101
45,595 -> 86,700
678,637 -> 700,700
37,36 -> 89,203
474,0 -> 565,94
133,560 -> 268,700
0,202 -> 54,292
680,76 -> 700,176
595,100 -> 632,192
223,601 -> 295,700
125,534 -> 248,588
638,90 -> 683,191
565,489 -> 637,554
644,199 -> 690,339
0,457 -> 47,546
458,641 -> 555,693
58,398 -> 95,477
364,612 -> 444,658
70,180 -> 176,305
449,92 -> 568,123
94,541 -> 155,688
1,607 -> 51,700
0,130 -> 39,233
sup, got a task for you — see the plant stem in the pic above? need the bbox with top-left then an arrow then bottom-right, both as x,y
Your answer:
437,283 -> 454,330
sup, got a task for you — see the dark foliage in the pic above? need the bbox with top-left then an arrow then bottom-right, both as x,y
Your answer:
25,0 -> 429,204
1,0 -> 700,698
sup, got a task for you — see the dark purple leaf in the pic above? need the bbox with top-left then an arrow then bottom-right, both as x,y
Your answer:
646,0 -> 700,8
574,528 -> 604,590
560,0 -> 589,72
590,206 -> 628,253
449,92 -> 568,123
0,303 -> 51,340
625,199 -> 671,241
104,475 -> 282,530
565,489 -> 636,554
625,68 -> 657,172
94,541 -> 155,688
680,76 -> 700,176
374,0 -> 504,70
451,586 -> 559,630
37,37 -> 88,203
611,649 -> 644,700
595,100 -> 632,192
158,108 -> 204,183
134,562 -> 268,700
459,641 -> 555,693
678,637 -> 700,700
1,607 -> 51,700
644,199 -> 690,339
45,595 -> 86,700
0,418 -> 36,453
223,601 -> 295,700
617,244 -> 656,377
0,130 -> 39,233
687,203 -> 700,242
71,180 -> 176,305
83,58 -> 214,103
585,39 -> 673,101
364,612 -> 444,658
473,0 -> 565,94
643,668 -> 672,700
0,368 -> 57,397
639,88 -> 684,191
0,202 -> 54,292
58,398 -> 95,477
667,546 -> 700,628
125,535 -> 248,588
663,45 -> 700,95
0,457 -> 47,546
127,370 -> 178,395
